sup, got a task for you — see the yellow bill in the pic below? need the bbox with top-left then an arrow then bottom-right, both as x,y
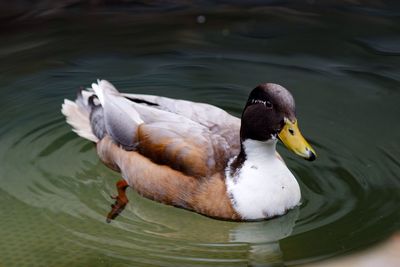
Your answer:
278,118 -> 316,161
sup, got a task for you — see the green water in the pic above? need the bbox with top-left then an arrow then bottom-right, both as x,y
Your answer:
1,5 -> 400,267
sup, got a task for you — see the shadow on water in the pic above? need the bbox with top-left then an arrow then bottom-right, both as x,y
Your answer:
0,1 -> 400,266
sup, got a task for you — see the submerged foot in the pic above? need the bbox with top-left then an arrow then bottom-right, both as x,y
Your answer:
106,179 -> 129,223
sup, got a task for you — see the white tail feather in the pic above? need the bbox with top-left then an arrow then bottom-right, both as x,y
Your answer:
61,99 -> 98,142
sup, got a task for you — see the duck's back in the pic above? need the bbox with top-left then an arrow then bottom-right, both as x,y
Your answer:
62,80 -> 241,178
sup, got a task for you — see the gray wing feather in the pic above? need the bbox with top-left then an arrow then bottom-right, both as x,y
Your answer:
92,80 -> 144,150
88,80 -> 240,158
122,93 -> 241,151
90,105 -> 106,140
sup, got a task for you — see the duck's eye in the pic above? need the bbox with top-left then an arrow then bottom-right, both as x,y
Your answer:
250,99 -> 273,108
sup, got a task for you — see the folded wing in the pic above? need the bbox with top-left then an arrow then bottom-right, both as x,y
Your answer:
90,80 -> 241,177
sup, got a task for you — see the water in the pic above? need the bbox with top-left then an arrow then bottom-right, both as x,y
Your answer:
1,4 -> 400,267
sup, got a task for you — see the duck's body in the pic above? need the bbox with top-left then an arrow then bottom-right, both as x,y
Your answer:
62,80 -> 316,221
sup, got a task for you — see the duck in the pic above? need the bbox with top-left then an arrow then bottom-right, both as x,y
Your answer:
61,80 -> 316,222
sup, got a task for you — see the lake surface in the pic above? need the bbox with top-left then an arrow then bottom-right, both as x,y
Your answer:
0,3 -> 399,266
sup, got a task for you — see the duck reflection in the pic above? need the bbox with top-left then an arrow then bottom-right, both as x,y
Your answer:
116,189 -> 299,266
230,208 -> 299,265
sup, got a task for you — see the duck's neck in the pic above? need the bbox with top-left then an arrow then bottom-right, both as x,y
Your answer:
229,138 -> 278,176
242,138 -> 278,160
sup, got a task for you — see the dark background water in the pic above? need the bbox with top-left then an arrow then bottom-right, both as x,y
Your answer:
0,1 -> 399,266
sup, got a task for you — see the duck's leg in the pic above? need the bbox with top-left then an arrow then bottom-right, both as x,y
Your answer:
106,179 -> 129,223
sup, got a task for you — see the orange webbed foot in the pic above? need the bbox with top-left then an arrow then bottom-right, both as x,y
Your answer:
106,179 -> 129,223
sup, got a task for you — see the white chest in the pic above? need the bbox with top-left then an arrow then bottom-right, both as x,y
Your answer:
225,139 -> 301,220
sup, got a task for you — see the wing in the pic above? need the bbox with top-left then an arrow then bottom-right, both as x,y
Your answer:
87,80 -> 241,176
116,93 -> 240,176
122,93 -> 241,147
122,98 -> 240,177
137,121 -> 233,178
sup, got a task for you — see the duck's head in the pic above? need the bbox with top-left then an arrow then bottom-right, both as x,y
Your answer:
240,83 -> 316,161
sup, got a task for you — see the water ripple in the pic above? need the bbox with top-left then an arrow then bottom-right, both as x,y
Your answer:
1,14 -> 399,265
